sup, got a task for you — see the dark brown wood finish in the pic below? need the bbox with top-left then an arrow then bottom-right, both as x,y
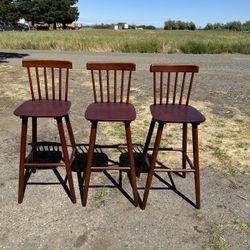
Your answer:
14,60 -> 77,204
18,118 -> 28,203
57,117 -> 76,203
82,62 -> 138,207
182,123 -> 187,178
14,100 -> 71,118
150,64 -> 198,105
31,117 -> 37,174
22,59 -> 72,101
85,103 -> 136,122
138,64 -> 205,209
86,62 -> 135,103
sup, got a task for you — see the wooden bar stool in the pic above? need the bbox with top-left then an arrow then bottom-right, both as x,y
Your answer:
14,60 -> 77,203
137,64 -> 205,209
82,62 -> 139,207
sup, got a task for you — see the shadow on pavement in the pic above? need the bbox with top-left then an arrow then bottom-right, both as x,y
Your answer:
74,143 -> 196,208
0,52 -> 29,63
73,144 -> 140,206
23,141 -> 71,201
22,141 -> 196,208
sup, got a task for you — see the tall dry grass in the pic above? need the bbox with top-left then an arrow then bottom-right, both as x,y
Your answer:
0,29 -> 250,53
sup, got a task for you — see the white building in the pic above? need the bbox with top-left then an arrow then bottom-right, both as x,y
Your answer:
114,23 -> 129,30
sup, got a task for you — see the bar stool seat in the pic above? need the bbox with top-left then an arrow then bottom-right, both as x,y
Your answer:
14,100 -> 71,118
85,102 -> 136,122
150,104 -> 205,123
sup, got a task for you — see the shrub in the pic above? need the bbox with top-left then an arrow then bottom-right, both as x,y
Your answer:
121,39 -> 162,53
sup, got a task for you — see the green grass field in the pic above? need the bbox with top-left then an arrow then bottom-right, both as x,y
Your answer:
0,29 -> 250,54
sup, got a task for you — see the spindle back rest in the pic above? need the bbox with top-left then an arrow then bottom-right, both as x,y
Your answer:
87,62 -> 136,103
22,60 -> 72,101
150,64 -> 199,105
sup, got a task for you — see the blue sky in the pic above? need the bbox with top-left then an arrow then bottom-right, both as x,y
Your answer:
77,0 -> 250,28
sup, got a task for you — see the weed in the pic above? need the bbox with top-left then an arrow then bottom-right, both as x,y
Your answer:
233,220 -> 250,234
121,39 -> 162,53
225,164 -> 238,175
93,188 -> 108,207
236,142 -> 249,150
215,133 -> 224,139
234,119 -> 244,124
208,237 -> 228,250
208,224 -> 228,250
206,145 -> 238,174
207,145 -> 227,161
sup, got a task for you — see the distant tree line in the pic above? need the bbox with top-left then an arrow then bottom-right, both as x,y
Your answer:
204,21 -> 250,31
164,20 -> 196,30
92,23 -> 113,29
164,19 -> 250,31
0,0 -> 79,29
130,24 -> 156,30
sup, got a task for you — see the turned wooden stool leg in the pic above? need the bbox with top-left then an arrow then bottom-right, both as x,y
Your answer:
137,118 -> 156,177
192,124 -> 201,209
57,118 -> 76,203
182,123 -> 187,178
65,115 -> 80,171
125,122 -> 138,207
142,122 -> 164,210
31,117 -> 37,173
65,115 -> 77,150
82,121 -> 97,206
18,117 -> 28,204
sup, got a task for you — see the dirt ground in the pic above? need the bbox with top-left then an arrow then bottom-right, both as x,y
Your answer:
0,50 -> 249,250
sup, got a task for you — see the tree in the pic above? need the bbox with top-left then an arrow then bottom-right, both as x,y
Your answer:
93,23 -> 113,29
188,22 -> 196,30
0,0 -> 19,22
225,21 -> 242,31
176,20 -> 186,30
16,0 -> 42,26
39,0 -> 79,29
145,25 -> 156,30
164,20 -> 196,30
204,23 -> 214,30
16,0 -> 79,29
203,21 -> 250,31
213,23 -> 223,30
164,20 -> 174,30
242,21 -> 250,31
